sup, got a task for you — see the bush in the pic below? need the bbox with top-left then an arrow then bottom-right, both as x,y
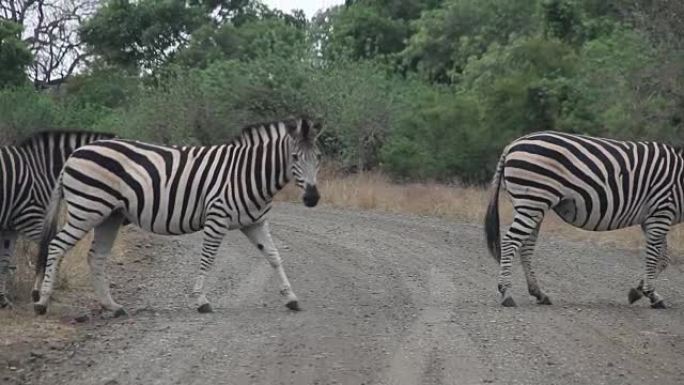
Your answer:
0,86 -> 58,144
381,88 -> 484,182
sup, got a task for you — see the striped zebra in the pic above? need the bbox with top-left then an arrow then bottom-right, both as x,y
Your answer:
485,131 -> 682,308
34,117 -> 321,316
0,130 -> 114,308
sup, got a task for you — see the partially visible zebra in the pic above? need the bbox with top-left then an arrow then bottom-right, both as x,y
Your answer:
485,131 -> 683,308
34,117 -> 321,315
0,130 -> 114,307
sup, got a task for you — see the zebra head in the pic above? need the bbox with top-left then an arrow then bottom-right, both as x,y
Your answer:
286,118 -> 321,207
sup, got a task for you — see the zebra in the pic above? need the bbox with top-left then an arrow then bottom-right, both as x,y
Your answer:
485,131 -> 682,308
0,130 -> 115,308
33,117 -> 321,316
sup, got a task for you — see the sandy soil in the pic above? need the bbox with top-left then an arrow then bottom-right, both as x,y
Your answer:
3,203 -> 684,385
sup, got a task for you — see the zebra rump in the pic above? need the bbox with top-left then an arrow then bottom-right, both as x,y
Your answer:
485,130 -> 683,308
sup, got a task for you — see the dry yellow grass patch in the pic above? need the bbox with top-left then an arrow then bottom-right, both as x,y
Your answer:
1,226 -> 130,347
277,169 -> 684,254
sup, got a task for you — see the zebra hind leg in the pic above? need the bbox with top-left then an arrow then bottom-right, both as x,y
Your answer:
634,221 -> 669,309
0,232 -> 18,308
629,243 -> 670,305
498,209 -> 545,307
34,223 -> 91,315
88,213 -> 126,317
519,227 -> 551,305
192,214 -> 229,313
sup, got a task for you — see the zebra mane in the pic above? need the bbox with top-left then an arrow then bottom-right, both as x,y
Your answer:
237,116 -> 318,146
17,130 -> 115,147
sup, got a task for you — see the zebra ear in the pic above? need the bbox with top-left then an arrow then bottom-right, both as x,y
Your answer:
300,119 -> 311,140
285,118 -> 312,142
313,121 -> 323,140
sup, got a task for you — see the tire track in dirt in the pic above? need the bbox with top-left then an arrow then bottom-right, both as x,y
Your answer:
377,268 -> 490,385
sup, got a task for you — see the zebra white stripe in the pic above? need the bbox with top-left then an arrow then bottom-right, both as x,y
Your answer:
0,130 -> 114,308
34,117 -> 321,315
485,131 -> 683,308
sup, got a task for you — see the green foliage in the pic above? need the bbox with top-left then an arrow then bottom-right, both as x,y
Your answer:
176,17 -> 307,68
0,87 -> 57,143
0,21 -> 32,88
325,4 -> 408,60
302,60 -> 405,170
542,0 -> 584,44
402,0 -> 539,82
4,0 -> 683,185
81,0 -> 206,70
381,89 -> 484,181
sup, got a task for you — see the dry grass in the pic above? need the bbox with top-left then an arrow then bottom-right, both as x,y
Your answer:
278,168 -> 684,253
1,225 -> 130,348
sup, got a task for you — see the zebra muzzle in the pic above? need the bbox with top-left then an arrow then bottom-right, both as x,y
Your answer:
303,184 -> 320,207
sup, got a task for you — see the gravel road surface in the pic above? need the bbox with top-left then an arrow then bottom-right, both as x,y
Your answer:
8,203 -> 684,385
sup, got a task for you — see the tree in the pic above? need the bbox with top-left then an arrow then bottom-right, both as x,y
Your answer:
318,0 -> 442,62
401,0 -> 539,83
325,3 -> 407,60
542,0 -> 584,44
175,8 -> 308,68
1,0 -> 98,87
80,0 -> 206,71
0,20 -> 32,87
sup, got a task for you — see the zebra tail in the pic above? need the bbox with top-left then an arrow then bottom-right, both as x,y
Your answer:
36,172 -> 64,276
485,150 -> 506,263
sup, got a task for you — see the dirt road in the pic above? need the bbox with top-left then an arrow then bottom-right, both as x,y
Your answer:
7,203 -> 684,385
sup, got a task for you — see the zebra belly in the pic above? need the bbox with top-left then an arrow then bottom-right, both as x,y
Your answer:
552,197 -> 646,231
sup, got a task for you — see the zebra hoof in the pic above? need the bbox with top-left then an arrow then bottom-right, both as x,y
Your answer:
113,308 -> 128,318
285,300 -> 301,311
537,295 -> 552,305
628,288 -> 644,304
651,300 -> 667,309
31,290 -> 40,302
501,296 -> 517,307
197,303 -> 213,313
34,304 -> 47,315
0,296 -> 10,309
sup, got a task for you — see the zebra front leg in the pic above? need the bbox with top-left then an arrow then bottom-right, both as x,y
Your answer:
519,227 -> 551,305
0,232 -> 17,308
241,220 -> 300,311
192,217 -> 228,313
88,214 -> 126,317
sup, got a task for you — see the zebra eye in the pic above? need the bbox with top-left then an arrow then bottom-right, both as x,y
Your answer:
292,153 -> 299,161
316,153 -> 322,161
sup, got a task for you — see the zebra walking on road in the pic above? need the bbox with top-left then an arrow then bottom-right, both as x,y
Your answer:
34,117 -> 321,316
485,131 -> 682,308
0,130 -> 114,308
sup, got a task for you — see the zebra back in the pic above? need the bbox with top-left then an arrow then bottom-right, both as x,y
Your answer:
0,130 -> 115,234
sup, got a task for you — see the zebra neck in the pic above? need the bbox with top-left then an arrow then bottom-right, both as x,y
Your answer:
227,124 -> 293,204
23,138 -> 68,182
